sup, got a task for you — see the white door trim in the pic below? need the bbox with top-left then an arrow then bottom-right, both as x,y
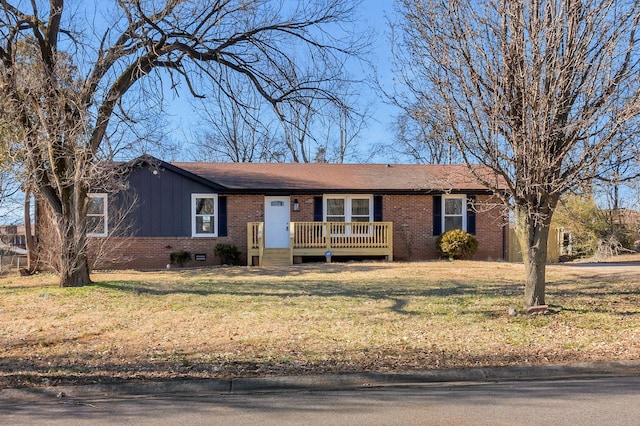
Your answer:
264,196 -> 290,248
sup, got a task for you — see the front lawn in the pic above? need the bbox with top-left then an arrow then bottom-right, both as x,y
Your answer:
1,258 -> 638,388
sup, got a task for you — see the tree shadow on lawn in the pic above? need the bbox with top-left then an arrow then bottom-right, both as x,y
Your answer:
546,276 -> 640,316
172,263 -> 393,278
93,279 -> 521,301
547,277 -> 640,298
93,274 -> 640,318
92,278 -> 520,318
549,304 -> 640,316
551,262 -> 640,283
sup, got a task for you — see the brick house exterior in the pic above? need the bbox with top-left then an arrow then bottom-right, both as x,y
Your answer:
82,156 -> 507,269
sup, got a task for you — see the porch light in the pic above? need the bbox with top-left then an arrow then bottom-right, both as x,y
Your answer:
293,198 -> 300,212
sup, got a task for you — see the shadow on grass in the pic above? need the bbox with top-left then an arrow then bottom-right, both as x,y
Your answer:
547,304 -> 640,317
92,278 -> 522,316
91,273 -> 640,318
551,262 -> 640,283
548,278 -> 640,298
170,262 -> 393,278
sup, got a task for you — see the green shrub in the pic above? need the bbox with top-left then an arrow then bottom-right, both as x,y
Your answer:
214,243 -> 241,265
170,250 -> 191,267
437,229 -> 479,260
553,194 -> 637,258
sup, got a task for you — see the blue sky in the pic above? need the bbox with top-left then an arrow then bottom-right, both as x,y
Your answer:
360,2 -> 402,161
162,1 -> 401,164
1,1 -> 402,225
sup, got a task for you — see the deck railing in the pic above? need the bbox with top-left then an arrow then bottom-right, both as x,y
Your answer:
290,222 -> 392,249
247,222 -> 264,265
248,221 -> 393,265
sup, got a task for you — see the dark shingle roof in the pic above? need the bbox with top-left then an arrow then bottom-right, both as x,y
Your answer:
171,162 -> 500,192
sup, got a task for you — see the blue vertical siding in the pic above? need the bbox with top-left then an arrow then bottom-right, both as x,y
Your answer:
119,166 -> 216,237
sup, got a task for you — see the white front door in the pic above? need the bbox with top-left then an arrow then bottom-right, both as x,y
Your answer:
264,196 -> 290,248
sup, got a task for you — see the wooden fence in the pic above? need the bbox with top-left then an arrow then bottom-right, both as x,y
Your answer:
0,254 -> 28,271
508,227 -> 563,263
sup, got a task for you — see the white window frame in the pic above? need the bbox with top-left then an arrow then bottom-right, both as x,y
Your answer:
323,195 -> 373,222
87,193 -> 108,237
192,193 -> 218,237
323,195 -> 373,236
442,194 -> 467,232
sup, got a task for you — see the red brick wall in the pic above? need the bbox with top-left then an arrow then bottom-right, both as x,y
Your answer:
384,194 -> 434,261
473,194 -> 509,261
89,193 -> 507,269
291,193 -> 506,261
384,194 -> 506,261
89,194 -> 264,270
289,195 -> 316,223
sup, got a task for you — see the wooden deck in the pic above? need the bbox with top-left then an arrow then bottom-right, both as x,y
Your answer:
247,222 -> 393,266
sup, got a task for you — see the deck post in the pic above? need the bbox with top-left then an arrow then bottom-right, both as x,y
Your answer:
325,222 -> 331,252
387,222 -> 394,261
257,222 -> 264,266
289,222 -> 295,265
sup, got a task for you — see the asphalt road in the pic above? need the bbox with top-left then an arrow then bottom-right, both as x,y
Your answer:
2,375 -> 640,425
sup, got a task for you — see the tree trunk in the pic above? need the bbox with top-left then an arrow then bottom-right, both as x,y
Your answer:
515,206 -> 552,307
59,253 -> 91,287
57,223 -> 92,287
54,198 -> 92,288
23,189 -> 37,274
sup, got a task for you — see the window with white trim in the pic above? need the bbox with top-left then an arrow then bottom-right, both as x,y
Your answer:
326,198 -> 346,222
192,194 -> 217,237
324,195 -> 372,222
443,195 -> 466,232
87,193 -> 108,237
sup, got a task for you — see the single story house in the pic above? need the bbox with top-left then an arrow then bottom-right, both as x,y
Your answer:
86,155 -> 508,269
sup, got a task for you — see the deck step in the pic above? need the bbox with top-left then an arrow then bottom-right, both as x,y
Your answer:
261,248 -> 291,266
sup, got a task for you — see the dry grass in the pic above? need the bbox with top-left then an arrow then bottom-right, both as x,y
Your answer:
1,256 -> 639,388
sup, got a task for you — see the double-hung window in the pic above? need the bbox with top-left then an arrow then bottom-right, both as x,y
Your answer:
350,198 -> 371,222
324,195 -> 372,222
324,195 -> 372,234
87,193 -> 108,237
442,195 -> 466,232
192,194 -> 217,237
326,198 -> 346,222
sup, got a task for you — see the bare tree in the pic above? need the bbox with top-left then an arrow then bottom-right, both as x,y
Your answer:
382,18 -> 462,165
318,93 -> 373,163
188,72 -> 285,162
393,0 -> 640,307
188,61 -> 372,164
0,0 -> 363,287
277,93 -> 320,163
392,111 -> 462,164
100,96 -> 174,162
594,134 -> 640,211
277,87 -> 371,163
0,164 -> 21,222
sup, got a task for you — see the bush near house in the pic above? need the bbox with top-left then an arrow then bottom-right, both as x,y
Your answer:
214,243 -> 241,265
169,250 -> 191,267
437,229 -> 479,260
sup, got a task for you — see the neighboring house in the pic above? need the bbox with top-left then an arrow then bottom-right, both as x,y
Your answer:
0,225 -> 28,271
83,156 -> 508,269
0,225 -> 27,250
